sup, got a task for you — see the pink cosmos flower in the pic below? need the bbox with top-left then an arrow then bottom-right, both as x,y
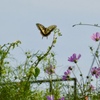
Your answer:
45,65 -> 55,75
91,32 -> 100,41
91,67 -> 100,78
47,95 -> 54,100
68,53 -> 81,63
62,69 -> 71,80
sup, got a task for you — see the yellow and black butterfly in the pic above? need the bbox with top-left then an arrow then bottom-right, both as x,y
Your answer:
36,23 -> 57,38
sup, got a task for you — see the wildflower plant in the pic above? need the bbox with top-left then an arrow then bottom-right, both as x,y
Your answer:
0,28 -> 63,100
65,23 -> 100,99
65,32 -> 100,99
1,23 -> 100,100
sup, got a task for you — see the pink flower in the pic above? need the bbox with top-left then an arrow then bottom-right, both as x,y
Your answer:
45,65 -> 55,75
91,32 -> 100,41
68,53 -> 81,63
47,95 -> 54,100
62,69 -> 71,80
91,67 -> 100,78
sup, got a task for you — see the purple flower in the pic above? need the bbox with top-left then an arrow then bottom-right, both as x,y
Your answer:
45,65 -> 55,75
91,67 -> 100,78
68,53 -> 81,63
62,69 -> 71,80
91,32 -> 100,41
47,95 -> 54,100
58,97 -> 65,100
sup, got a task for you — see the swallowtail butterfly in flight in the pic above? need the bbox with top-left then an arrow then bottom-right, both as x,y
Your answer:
36,23 -> 57,38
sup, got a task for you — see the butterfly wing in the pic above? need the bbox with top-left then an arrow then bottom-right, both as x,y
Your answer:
46,25 -> 57,36
36,23 -> 57,37
36,23 -> 47,36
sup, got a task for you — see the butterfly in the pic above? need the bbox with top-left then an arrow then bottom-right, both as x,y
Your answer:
36,23 -> 57,38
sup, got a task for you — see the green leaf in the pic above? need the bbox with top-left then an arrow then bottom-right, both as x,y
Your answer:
30,67 -> 35,74
33,67 -> 40,78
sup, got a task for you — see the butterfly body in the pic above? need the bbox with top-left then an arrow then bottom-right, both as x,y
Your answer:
36,23 -> 57,38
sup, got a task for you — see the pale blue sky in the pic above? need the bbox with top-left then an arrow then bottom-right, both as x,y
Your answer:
0,0 -> 100,81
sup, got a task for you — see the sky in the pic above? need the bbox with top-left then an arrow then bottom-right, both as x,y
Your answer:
0,0 -> 100,85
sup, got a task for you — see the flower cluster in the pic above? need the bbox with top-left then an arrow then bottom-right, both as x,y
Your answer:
46,32 -> 100,100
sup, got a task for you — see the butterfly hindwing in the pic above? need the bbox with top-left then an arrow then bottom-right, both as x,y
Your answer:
36,23 -> 57,37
